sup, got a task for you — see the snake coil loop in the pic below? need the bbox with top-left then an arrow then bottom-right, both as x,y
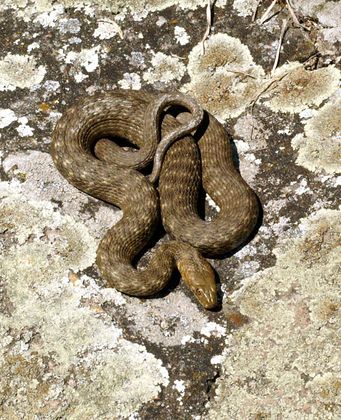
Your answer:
51,90 -> 259,309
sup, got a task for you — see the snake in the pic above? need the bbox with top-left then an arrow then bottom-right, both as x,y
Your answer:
50,90 -> 259,309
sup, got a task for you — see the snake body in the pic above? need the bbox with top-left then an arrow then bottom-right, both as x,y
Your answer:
51,90 -> 259,309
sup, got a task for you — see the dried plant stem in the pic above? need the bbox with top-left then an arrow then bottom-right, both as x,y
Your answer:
201,0 -> 212,55
252,0 -> 262,22
259,0 -> 278,24
286,0 -> 308,30
272,19 -> 288,73
248,71 -> 290,141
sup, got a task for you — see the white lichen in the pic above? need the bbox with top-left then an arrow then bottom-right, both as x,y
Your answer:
0,183 -> 169,418
208,209 -> 341,419
264,62 -> 340,113
94,20 -> 123,40
0,109 -> 17,128
292,97 -> 341,174
0,53 -> 46,91
143,52 -> 186,84
65,46 -> 101,73
233,0 -> 259,17
118,72 -> 142,90
182,34 -> 265,120
174,26 -> 190,45
15,117 -> 34,137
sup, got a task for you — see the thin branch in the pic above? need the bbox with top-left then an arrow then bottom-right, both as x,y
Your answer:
252,0 -> 262,22
248,70 -> 290,141
249,71 -> 291,111
201,0 -> 212,55
259,0 -> 278,24
225,70 -> 257,79
272,19 -> 288,73
286,0 -> 308,30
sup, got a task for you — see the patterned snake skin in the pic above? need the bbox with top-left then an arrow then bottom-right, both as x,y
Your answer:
51,90 -> 259,309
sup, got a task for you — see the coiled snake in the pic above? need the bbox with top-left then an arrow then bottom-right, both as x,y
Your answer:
51,90 -> 259,309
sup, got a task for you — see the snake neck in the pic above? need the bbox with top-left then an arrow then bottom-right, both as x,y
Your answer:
96,237 -> 217,308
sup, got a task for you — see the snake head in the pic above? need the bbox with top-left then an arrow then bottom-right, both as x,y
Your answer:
177,248 -> 217,310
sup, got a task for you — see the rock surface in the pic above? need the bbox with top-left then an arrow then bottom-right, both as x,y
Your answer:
0,1 -> 340,419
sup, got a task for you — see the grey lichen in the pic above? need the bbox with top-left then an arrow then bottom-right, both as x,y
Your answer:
182,34 -> 265,120
0,0 -> 228,20
232,0 -> 259,17
0,53 -> 46,91
208,209 -> 341,419
0,187 -> 169,418
292,97 -> 341,174
143,52 -> 186,85
263,63 -> 340,114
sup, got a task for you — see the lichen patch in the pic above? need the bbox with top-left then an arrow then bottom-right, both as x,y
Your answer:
0,109 -> 17,128
0,0 -> 228,19
292,98 -> 341,174
0,53 -> 46,91
0,189 -> 169,418
208,209 -> 341,419
263,63 -> 340,113
182,34 -> 265,120
232,0 -> 259,17
143,52 -> 186,84
65,46 -> 101,73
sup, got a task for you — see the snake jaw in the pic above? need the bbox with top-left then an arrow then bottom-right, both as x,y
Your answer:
197,286 -> 218,310
177,249 -> 217,310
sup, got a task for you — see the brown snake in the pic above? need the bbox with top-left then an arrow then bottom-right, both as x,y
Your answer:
51,90 -> 259,309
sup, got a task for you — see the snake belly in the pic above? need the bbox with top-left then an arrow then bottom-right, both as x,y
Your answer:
50,90 -> 259,309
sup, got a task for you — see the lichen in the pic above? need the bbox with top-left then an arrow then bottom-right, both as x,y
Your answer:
143,52 -> 186,84
182,34 -> 265,120
0,53 -> 46,91
292,98 -> 341,174
0,188 -> 169,418
208,209 -> 341,419
0,109 -> 17,129
64,46 -> 101,74
263,62 -> 340,113
123,289 -> 212,346
0,0 -> 229,19
232,0 -> 259,17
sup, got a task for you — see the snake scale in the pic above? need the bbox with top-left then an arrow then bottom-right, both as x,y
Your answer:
51,90 -> 259,309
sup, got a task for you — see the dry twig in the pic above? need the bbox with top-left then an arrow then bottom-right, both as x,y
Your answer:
285,0 -> 308,30
252,0 -> 262,22
272,19 -> 288,73
259,0 -> 279,24
201,0 -> 212,55
248,70 -> 291,141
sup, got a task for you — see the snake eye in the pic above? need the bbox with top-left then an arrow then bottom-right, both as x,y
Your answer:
196,288 -> 203,296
